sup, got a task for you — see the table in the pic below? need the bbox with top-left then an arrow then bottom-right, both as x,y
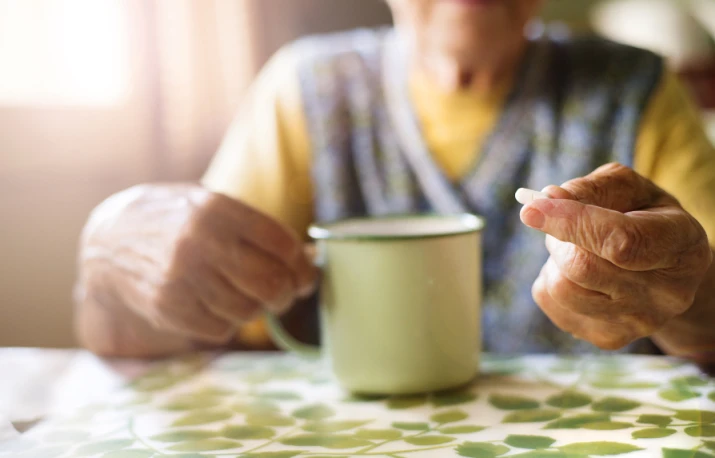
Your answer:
1,351 -> 714,458
0,349 -> 148,424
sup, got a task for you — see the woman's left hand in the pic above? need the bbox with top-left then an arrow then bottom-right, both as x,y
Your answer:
522,163 -> 713,350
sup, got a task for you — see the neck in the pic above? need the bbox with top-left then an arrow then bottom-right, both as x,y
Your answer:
414,39 -> 527,92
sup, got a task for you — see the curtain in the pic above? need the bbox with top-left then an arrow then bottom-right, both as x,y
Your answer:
0,0 -> 266,347
142,0 -> 263,181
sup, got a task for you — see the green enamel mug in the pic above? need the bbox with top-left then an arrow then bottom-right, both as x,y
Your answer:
266,214 -> 484,395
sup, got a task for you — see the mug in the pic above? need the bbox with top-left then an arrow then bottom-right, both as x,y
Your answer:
266,214 -> 484,395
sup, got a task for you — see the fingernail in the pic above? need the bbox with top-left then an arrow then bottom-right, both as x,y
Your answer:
298,280 -> 318,298
515,188 -> 550,205
522,207 -> 545,229
542,185 -> 572,200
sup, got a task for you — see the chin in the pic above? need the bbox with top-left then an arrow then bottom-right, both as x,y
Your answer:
434,3 -> 510,36
431,23 -> 506,61
436,0 -> 507,17
429,2 -> 526,57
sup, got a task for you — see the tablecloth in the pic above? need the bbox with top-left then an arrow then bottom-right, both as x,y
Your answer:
1,352 -> 714,458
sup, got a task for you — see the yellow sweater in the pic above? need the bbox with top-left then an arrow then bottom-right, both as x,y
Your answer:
203,45 -> 715,345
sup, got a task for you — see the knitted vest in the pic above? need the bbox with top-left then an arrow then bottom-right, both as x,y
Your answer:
296,28 -> 663,354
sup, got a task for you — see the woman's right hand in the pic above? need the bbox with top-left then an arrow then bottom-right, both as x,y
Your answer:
76,184 -> 318,349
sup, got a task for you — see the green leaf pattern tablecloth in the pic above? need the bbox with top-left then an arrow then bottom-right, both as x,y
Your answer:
2,354 -> 715,458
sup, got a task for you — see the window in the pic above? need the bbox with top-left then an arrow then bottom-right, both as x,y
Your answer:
0,0 -> 130,106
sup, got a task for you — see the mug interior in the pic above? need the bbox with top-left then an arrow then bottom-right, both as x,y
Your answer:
309,214 -> 484,241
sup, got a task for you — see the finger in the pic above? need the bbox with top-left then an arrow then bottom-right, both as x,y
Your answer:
205,194 -> 318,295
210,193 -> 304,259
541,185 -> 575,201
218,241 -> 298,314
174,231 -> 291,316
184,257 -> 262,324
545,234 -> 699,322
521,198 -> 688,270
559,163 -> 676,212
544,235 -> 634,296
151,281 -> 235,344
541,257 -> 613,318
544,256 -> 670,338
294,245 -> 319,298
533,270 -> 640,350
532,272 -> 588,340
205,288 -> 262,325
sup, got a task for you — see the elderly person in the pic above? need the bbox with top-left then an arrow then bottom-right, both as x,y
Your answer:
76,0 -> 715,363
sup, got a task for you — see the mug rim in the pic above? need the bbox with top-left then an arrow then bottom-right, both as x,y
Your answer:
308,213 -> 485,241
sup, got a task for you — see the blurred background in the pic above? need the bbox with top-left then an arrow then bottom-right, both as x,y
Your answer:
1,0 -> 714,348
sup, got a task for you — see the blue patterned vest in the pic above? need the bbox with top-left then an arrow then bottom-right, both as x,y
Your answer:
295,28 -> 664,354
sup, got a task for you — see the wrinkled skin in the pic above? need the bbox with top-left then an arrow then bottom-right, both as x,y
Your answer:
76,1 -> 715,361
75,184 -> 317,356
523,163 -> 714,351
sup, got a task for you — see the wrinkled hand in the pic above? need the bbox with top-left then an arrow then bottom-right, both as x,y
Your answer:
521,163 -> 713,350
77,184 -> 317,345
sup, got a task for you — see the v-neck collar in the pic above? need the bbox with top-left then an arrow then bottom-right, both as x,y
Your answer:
382,30 -> 552,215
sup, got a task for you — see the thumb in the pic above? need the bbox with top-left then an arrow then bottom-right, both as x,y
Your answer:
542,163 -> 676,213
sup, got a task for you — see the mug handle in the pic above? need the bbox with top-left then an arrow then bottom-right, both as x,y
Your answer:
264,312 -> 321,359
264,243 -> 322,359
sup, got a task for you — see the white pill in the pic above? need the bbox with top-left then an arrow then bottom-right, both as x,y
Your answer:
515,188 -> 551,205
